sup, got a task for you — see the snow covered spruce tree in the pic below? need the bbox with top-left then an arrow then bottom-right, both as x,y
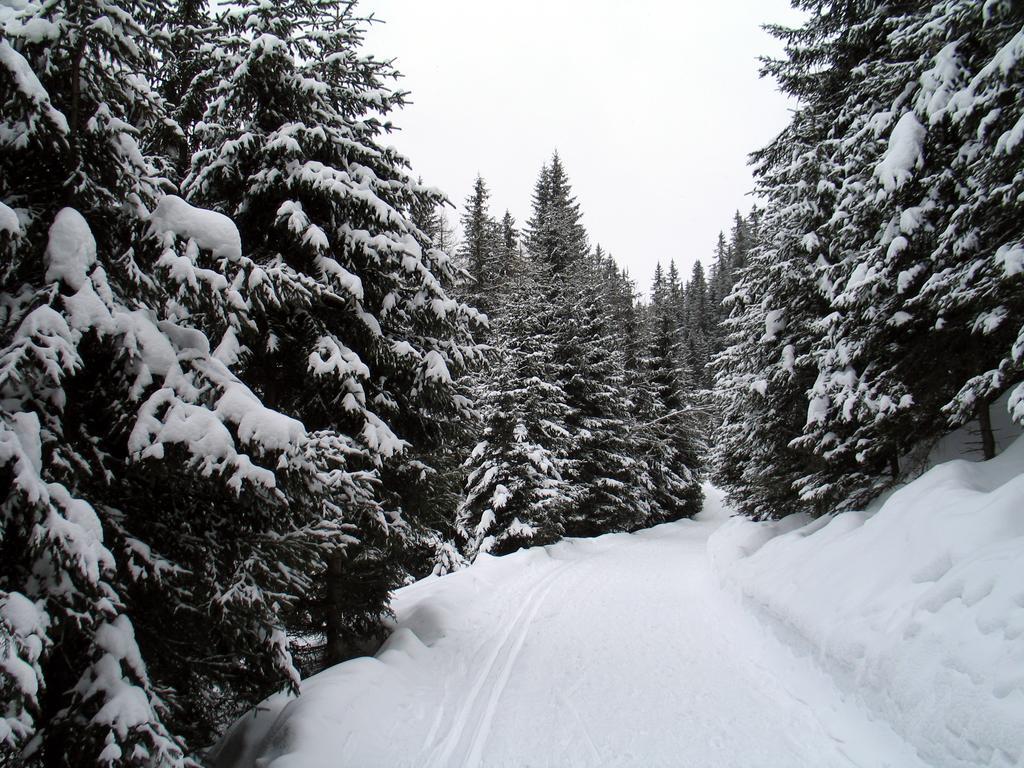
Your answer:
183,0 -> 483,663
909,1 -> 1024,446
457,175 -> 500,316
776,1 -> 973,506
456,259 -> 570,558
711,2 -> 909,517
522,158 -> 639,534
635,269 -> 704,522
682,260 -> 712,389
715,0 -> 1024,518
0,0 -> 398,763
459,153 -> 706,550
524,152 -> 589,273
787,0 -> 1024,503
548,249 -> 673,536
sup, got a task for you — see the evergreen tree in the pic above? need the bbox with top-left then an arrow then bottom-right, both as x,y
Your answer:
774,0 -> 1024,505
683,260 -> 712,389
457,175 -> 499,314
0,0 -> 405,762
457,261 -> 569,558
708,232 -> 733,352
633,270 -> 704,521
909,2 -> 1024,441
728,211 -> 751,274
554,256 -> 651,536
713,0 -> 1024,518
184,0 -> 483,666
156,0 -> 211,176
525,152 -> 589,272
709,0 -> 870,518
495,210 -> 522,281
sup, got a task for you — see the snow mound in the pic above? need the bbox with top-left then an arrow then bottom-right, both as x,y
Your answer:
710,435 -> 1024,768
149,195 -> 242,260
0,200 -> 20,236
875,111 -> 926,191
45,208 -> 96,291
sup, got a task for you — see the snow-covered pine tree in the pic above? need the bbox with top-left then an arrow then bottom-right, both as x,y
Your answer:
711,107 -> 840,520
707,232 -> 733,352
911,1 -> 1024,446
632,269 -> 704,522
763,0 -> 1024,509
0,0 -> 383,762
712,0 -> 1024,518
707,211 -> 761,361
598,246 -> 643,381
457,258 -> 570,558
523,156 -> 660,535
712,0 -> 929,518
683,260 -> 712,389
774,1 -> 961,507
457,175 -> 500,315
495,210 -> 522,281
156,0 -> 211,176
525,152 -> 589,273
667,259 -> 682,308
728,211 -> 752,275
553,254 -> 653,536
183,0 -> 484,664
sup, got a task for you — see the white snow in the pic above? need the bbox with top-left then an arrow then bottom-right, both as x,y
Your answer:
149,195 -> 242,260
875,111 -> 926,191
780,344 -> 796,374
44,208 -> 96,291
995,242 -> 1024,277
917,42 -> 963,123
207,411 -> 1024,768
710,435 -> 1024,768
0,39 -> 68,134
1,652 -> 37,698
215,382 -> 306,454
761,308 -> 785,342
422,350 -> 452,383
0,593 -> 46,639
215,485 -> 930,768
806,392 -> 830,426
995,111 -> 1024,155
0,200 -> 20,236
86,616 -> 159,739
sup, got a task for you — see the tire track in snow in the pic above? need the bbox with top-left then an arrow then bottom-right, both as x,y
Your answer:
424,557 -> 576,768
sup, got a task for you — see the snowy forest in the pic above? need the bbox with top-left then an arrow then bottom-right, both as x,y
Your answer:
1,0 -> 1023,766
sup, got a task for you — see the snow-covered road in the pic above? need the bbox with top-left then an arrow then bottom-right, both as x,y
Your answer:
217,487 -> 925,768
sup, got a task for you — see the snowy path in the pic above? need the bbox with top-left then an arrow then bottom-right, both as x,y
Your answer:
220,487 -> 925,768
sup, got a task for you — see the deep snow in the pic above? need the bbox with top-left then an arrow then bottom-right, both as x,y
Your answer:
710,437 -> 1024,768
214,486 -> 930,768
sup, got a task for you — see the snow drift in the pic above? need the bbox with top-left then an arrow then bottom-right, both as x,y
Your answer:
710,434 -> 1024,768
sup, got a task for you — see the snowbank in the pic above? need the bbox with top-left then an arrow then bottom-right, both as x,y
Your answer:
710,435 -> 1024,768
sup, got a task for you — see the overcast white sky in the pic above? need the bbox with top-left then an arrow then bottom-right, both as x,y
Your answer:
359,0 -> 803,295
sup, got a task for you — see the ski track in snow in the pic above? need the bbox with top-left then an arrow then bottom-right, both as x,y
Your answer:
425,558 -> 578,768
225,486 -> 929,768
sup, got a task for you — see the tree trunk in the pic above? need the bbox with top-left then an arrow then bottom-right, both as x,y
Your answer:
323,551 -> 347,667
978,397 -> 996,460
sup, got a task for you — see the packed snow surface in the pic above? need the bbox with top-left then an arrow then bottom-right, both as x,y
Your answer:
216,486 -> 943,768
